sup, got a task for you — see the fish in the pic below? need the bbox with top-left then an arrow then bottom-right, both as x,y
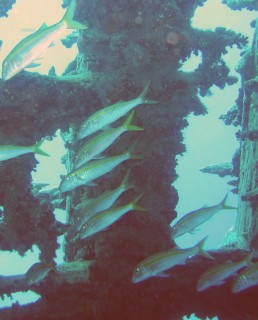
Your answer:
170,193 -> 236,239
2,0 -> 87,80
199,163 -> 233,177
196,253 -> 253,292
59,145 -> 142,193
132,237 -> 214,284
73,170 -> 134,232
25,262 -> 55,286
74,110 -> 143,168
232,261 -> 258,293
77,83 -> 157,140
79,193 -> 146,239
0,139 -> 50,161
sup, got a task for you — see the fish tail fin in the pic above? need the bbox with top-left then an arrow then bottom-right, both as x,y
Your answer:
131,193 -> 147,211
121,168 -> 134,190
221,192 -> 237,210
62,0 -> 87,30
122,110 -> 144,132
127,141 -> 143,160
197,237 -> 215,260
245,251 -> 255,266
34,139 -> 50,157
139,82 -> 158,105
47,261 -> 56,271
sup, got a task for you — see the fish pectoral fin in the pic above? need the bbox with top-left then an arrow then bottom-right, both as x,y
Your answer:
92,154 -> 105,160
214,280 -> 226,286
189,227 -> 200,234
25,55 -> 43,69
85,181 -> 97,187
25,62 -> 41,69
101,125 -> 112,131
155,271 -> 171,278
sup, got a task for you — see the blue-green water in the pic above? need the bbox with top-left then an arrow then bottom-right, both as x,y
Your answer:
0,0 -> 257,318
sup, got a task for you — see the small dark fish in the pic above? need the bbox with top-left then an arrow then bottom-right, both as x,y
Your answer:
25,262 -> 55,286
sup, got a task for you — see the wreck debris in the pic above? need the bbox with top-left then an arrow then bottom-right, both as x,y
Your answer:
0,0 -> 257,319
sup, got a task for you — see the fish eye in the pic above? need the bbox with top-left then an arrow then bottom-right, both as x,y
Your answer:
135,267 -> 140,273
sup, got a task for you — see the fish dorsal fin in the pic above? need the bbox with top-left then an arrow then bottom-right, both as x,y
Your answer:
38,23 -> 48,30
21,23 -> 48,33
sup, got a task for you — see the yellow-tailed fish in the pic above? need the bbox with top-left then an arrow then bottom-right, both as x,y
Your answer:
79,193 -> 146,239
0,139 -> 49,161
170,193 -> 236,239
2,0 -> 87,80
132,237 -> 213,284
77,83 -> 157,140
73,170 -> 133,232
59,146 -> 141,193
74,110 -> 143,168
196,253 -> 253,292
232,261 -> 258,293
25,262 -> 55,286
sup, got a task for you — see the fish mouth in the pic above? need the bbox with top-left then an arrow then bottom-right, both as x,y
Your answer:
2,72 -> 9,81
2,70 -> 15,81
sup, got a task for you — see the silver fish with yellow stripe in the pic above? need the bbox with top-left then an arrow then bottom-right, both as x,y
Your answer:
72,170 -> 133,232
170,193 -> 236,239
232,261 -> 258,293
0,139 -> 49,161
196,253 -> 252,292
59,146 -> 141,193
132,237 -> 213,284
74,110 -> 143,168
2,0 -> 87,80
25,262 -> 55,286
77,83 -> 157,140
79,193 -> 146,239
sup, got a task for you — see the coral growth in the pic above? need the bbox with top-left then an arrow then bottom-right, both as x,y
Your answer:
222,0 -> 258,11
0,0 -> 15,17
0,0 -> 257,319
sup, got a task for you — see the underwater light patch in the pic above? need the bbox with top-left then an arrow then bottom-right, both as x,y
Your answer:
179,51 -> 202,72
0,291 -> 41,309
191,0 -> 257,38
0,245 -> 40,276
32,130 -> 66,189
0,206 -> 4,223
182,314 -> 219,320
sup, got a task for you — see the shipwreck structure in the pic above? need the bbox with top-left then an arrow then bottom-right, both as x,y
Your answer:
0,0 -> 257,319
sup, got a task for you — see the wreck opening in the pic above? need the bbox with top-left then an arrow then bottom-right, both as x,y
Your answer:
0,0 -> 258,319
